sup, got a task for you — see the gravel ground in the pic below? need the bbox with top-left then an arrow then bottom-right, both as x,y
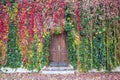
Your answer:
0,72 -> 120,80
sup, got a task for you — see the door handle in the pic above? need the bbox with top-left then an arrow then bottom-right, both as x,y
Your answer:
58,45 -> 60,51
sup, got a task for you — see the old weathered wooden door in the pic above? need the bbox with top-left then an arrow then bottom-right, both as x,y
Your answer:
49,32 -> 68,67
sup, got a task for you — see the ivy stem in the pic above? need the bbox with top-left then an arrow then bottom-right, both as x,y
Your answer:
90,19 -> 93,70
77,43 -> 80,71
77,30 -> 81,72
114,18 -> 119,66
106,16 -> 109,70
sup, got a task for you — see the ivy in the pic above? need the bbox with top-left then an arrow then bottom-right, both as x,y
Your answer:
0,0 -> 16,5
79,16 -> 92,72
43,32 -> 51,67
66,30 -> 77,69
65,9 -> 77,68
26,40 -> 37,71
5,22 -> 22,68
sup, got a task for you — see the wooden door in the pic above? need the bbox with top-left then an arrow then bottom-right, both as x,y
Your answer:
49,32 -> 68,67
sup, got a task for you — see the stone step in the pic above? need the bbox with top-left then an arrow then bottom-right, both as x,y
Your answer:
42,67 -> 74,71
41,70 -> 75,74
41,65 -> 75,74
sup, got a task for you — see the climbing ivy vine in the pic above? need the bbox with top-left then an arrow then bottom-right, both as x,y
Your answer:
6,22 -> 22,68
43,32 -> 51,67
64,8 -> 77,69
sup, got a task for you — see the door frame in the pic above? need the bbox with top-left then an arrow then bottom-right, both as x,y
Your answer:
49,32 -> 68,67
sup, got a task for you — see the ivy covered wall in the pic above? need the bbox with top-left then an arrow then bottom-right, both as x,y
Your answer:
0,0 -> 120,72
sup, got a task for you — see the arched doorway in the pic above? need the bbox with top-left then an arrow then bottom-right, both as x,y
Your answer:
49,32 -> 68,67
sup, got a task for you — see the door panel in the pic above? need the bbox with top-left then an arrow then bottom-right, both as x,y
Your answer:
50,35 -> 59,64
60,33 -> 67,65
